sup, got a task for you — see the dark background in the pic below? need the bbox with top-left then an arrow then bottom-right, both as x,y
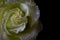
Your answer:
34,0 -> 48,40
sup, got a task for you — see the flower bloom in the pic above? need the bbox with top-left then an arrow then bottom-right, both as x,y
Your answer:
0,0 -> 41,40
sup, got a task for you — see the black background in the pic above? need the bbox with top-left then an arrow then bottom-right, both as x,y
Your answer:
34,0 -> 48,40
